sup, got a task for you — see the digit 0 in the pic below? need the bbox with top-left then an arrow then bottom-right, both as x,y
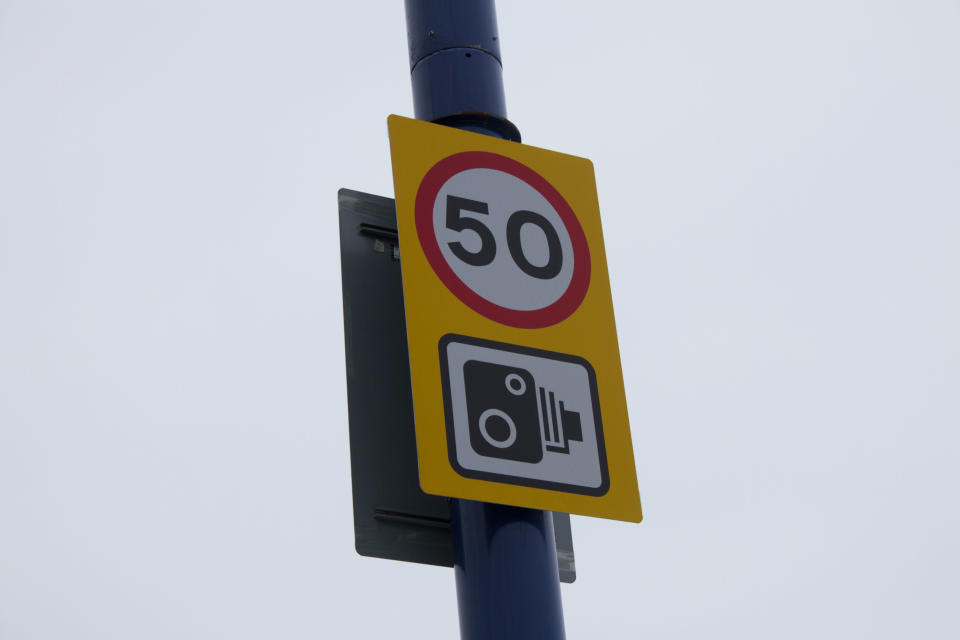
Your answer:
506,209 -> 563,280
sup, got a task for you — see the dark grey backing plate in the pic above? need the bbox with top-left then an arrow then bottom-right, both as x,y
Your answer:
338,188 -> 575,583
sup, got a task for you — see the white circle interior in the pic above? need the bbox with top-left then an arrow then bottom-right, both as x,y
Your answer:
433,167 -> 576,311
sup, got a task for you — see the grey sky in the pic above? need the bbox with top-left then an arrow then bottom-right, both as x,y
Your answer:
1,2 -> 958,638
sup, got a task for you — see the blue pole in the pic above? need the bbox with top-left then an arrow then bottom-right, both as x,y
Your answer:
403,3 -> 566,639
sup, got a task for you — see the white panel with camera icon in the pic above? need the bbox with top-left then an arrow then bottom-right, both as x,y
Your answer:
439,335 -> 609,495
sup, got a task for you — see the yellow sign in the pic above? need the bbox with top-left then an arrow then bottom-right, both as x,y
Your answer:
388,115 -> 642,522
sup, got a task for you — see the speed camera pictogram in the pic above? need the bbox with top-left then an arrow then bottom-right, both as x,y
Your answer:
388,115 -> 642,522
439,335 -> 609,496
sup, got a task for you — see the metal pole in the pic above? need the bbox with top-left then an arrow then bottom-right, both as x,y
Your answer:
403,2 -> 566,639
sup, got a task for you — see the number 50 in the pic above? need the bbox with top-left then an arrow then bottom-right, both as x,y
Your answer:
445,195 -> 564,280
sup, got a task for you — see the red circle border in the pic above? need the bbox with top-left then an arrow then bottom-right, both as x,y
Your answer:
415,151 -> 591,329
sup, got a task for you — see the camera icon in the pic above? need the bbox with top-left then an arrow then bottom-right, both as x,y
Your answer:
440,335 -> 609,495
463,360 -> 583,463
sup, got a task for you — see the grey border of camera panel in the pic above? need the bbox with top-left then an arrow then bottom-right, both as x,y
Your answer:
338,188 -> 575,583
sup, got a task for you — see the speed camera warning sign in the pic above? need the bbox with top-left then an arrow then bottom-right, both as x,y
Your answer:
439,335 -> 609,496
388,115 -> 641,522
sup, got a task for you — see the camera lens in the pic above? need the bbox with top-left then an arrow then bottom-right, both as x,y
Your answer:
505,373 -> 526,395
477,408 -> 517,448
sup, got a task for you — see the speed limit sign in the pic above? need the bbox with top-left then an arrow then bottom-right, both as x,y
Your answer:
388,115 -> 641,523
415,151 -> 591,329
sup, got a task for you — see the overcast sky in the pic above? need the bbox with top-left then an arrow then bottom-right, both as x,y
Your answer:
1,2 -> 958,638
